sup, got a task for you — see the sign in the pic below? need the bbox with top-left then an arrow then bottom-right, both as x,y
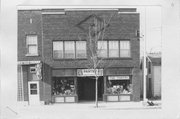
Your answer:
77,69 -> 103,77
108,76 -> 130,80
18,61 -> 41,65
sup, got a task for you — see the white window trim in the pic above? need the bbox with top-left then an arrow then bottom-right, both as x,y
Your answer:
26,35 -> 39,56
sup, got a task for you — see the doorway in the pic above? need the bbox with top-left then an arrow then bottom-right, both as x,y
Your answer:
28,81 -> 40,105
77,77 -> 104,101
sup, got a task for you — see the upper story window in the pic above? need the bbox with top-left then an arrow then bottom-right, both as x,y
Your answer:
53,41 -> 63,59
97,40 -> 131,58
76,41 -> 87,58
120,41 -> 131,57
26,35 -> 38,56
53,41 -> 87,59
64,41 -> 75,58
97,41 -> 108,58
109,41 -> 119,57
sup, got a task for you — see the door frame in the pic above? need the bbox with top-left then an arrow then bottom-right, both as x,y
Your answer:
28,81 -> 40,105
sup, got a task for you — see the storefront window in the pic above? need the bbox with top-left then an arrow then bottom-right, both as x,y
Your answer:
52,78 -> 75,96
106,76 -> 132,94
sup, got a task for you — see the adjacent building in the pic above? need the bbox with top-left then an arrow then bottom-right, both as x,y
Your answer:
146,53 -> 161,99
17,7 -> 141,105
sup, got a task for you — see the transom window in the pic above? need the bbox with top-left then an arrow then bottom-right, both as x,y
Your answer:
26,35 -> 38,55
53,41 -> 87,59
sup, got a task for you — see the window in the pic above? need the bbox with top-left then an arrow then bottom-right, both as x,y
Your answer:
120,41 -> 131,57
64,41 -> 75,58
30,84 -> 38,95
53,41 -> 87,59
52,77 -> 75,96
109,41 -> 119,57
76,41 -> 86,58
106,76 -> 132,95
53,41 -> 63,59
30,67 -> 36,73
26,35 -> 38,55
98,41 -> 107,57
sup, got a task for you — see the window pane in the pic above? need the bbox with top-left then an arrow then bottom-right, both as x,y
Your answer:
120,41 -> 130,57
53,41 -> 63,59
109,41 -> 119,57
76,41 -> 86,58
65,41 -> 75,58
30,90 -> 37,95
98,41 -> 107,57
106,78 -> 132,95
26,35 -> 38,54
28,45 -> 37,54
52,78 -> 75,96
30,84 -> 37,89
26,35 -> 37,45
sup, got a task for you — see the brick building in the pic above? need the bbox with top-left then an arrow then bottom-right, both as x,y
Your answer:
17,8 -> 141,105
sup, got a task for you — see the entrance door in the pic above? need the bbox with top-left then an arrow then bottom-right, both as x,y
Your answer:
77,77 -> 103,101
28,81 -> 40,105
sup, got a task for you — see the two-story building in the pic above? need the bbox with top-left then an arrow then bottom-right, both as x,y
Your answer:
17,7 -> 141,105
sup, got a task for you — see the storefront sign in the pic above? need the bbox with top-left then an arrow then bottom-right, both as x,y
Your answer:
77,69 -> 103,77
18,61 -> 41,65
108,76 -> 130,80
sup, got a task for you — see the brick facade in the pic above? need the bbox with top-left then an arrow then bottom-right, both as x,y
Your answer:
18,8 -> 141,104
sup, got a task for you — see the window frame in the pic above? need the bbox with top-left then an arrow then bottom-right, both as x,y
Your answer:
52,40 -> 87,59
26,35 -> 38,56
97,40 -> 131,59
75,41 -> 87,59
97,40 -> 108,58
119,40 -> 131,58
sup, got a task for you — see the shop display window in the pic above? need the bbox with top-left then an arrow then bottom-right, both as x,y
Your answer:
106,76 -> 132,95
52,77 -> 75,96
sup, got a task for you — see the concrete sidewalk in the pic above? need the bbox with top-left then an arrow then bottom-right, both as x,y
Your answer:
1,101 -> 162,119
18,100 -> 162,110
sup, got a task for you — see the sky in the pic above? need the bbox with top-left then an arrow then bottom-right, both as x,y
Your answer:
1,0 -> 180,118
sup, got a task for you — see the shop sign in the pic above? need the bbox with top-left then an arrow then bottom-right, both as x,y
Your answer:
77,69 -> 103,77
108,76 -> 130,80
18,61 -> 41,65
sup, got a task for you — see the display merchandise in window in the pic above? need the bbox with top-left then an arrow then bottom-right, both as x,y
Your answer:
106,78 -> 132,95
52,78 -> 75,96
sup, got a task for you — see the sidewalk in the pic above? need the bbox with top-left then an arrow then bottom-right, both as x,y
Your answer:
1,101 -> 162,119
18,100 -> 162,110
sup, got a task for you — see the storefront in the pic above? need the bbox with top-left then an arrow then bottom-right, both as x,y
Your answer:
51,68 -> 133,103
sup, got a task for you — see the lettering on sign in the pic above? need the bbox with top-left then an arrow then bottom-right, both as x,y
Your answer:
108,76 -> 130,80
77,69 -> 103,77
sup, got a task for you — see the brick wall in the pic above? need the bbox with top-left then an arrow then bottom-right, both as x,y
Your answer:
18,10 -> 42,61
42,10 -> 140,68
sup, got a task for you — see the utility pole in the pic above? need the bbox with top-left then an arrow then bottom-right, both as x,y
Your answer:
143,7 -> 147,102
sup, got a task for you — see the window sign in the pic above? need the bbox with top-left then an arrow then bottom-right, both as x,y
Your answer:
108,76 -> 130,80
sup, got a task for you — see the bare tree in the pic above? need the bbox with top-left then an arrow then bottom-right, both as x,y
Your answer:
83,14 -> 114,107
